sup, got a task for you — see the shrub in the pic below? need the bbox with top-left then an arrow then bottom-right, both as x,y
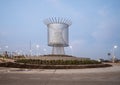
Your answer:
15,59 -> 101,65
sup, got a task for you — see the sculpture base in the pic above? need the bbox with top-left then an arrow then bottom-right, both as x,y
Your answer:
52,46 -> 65,55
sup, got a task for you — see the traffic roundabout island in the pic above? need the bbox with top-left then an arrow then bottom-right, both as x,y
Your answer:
0,55 -> 112,69
0,62 -> 112,69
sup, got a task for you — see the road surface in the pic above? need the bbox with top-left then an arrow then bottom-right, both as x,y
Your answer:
0,63 -> 120,85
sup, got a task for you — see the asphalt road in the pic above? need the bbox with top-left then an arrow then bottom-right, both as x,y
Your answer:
0,63 -> 120,85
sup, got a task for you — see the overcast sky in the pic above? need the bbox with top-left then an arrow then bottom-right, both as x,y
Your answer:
0,0 -> 120,59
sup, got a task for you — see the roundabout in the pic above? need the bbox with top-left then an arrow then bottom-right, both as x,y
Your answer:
0,55 -> 112,69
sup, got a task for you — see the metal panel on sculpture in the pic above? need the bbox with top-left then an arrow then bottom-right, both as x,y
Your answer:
44,17 -> 72,55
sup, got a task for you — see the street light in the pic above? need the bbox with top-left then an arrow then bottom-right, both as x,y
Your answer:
36,44 -> 40,56
69,45 -> 73,55
5,46 -> 8,49
112,45 -> 118,63
5,45 -> 8,52
36,45 -> 40,49
0,47 -> 1,52
29,49 -> 32,56
0,47 -> 2,55
43,48 -> 47,54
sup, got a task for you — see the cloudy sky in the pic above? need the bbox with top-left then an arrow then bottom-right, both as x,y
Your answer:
0,0 -> 120,59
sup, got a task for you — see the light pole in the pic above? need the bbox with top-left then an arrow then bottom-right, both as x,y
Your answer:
36,44 -> 40,56
29,49 -> 32,57
29,41 -> 32,56
112,45 -> 117,63
69,45 -> 73,55
43,48 -> 47,54
5,45 -> 8,51
0,47 -> 2,55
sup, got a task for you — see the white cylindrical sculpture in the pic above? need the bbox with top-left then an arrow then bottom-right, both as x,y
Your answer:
44,17 -> 72,55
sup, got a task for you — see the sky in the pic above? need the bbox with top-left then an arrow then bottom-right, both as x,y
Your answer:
0,0 -> 120,60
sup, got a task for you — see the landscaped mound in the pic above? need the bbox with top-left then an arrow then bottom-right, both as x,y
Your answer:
0,59 -> 112,69
15,59 -> 101,65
